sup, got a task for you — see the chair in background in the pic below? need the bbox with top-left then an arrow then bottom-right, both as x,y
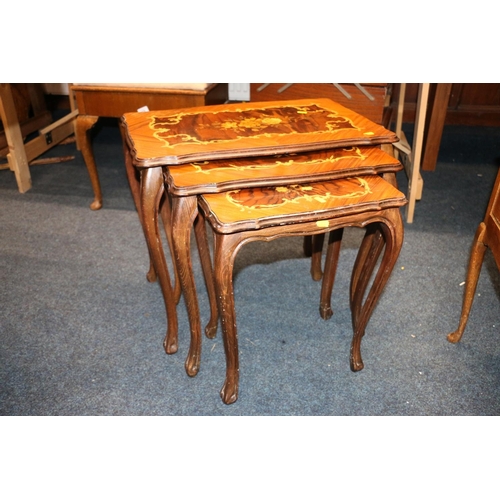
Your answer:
70,83 -> 228,210
0,83 -> 77,192
448,167 -> 500,343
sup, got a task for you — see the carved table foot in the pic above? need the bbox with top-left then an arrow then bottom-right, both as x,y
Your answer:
220,371 -> 239,405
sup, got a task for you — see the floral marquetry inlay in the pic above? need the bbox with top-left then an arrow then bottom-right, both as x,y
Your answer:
189,147 -> 367,176
150,104 -> 359,148
226,177 -> 372,211
122,98 -> 398,167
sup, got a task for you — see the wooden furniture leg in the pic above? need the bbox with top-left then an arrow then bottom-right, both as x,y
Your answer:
310,234 -> 326,281
349,224 -> 385,319
447,223 -> 488,343
159,194 -> 182,304
121,128 -> 157,283
421,83 -> 453,172
349,209 -> 403,371
319,228 -> 344,319
214,231 -> 245,405
406,83 -> 429,223
172,195 -> 204,376
140,167 -> 178,354
0,83 -> 32,193
193,213 -> 219,339
303,234 -> 326,281
75,115 -> 102,210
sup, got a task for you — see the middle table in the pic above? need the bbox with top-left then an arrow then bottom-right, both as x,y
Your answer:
120,99 -> 400,375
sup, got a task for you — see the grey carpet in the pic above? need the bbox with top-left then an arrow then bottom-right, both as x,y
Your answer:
1,119 -> 499,416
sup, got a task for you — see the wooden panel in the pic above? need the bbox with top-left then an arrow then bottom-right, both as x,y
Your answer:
250,83 -> 389,124
454,83 -> 500,107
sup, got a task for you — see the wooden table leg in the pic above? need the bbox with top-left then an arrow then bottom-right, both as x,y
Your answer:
75,114 -> 102,210
140,167 -> 178,354
120,130 -> 157,283
172,195 -> 203,376
159,194 -> 181,304
350,224 -> 385,320
304,235 -> 326,281
310,234 -> 325,281
319,228 -> 344,319
213,231 -> 245,405
193,213 -> 219,339
349,208 -> 404,371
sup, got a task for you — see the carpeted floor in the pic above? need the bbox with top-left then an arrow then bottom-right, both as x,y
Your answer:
1,118 -> 499,416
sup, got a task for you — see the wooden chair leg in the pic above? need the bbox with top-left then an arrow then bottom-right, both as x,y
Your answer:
0,83 -> 32,193
448,223 -> 488,343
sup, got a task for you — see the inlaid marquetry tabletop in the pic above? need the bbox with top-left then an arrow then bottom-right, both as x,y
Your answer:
166,145 -> 402,196
121,99 -> 398,167
199,174 -> 407,233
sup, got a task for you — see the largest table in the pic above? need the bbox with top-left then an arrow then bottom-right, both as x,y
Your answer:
120,98 -> 399,375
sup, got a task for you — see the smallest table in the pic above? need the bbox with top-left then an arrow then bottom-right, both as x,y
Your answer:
199,174 -> 407,404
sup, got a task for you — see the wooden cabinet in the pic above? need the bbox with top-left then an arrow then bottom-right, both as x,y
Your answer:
249,83 -> 390,125
394,83 -> 500,126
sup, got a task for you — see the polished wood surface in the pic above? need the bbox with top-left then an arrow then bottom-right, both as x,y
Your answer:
448,168 -> 500,343
122,99 -> 398,167
199,175 -> 406,404
199,175 -> 406,232
166,146 -> 402,196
